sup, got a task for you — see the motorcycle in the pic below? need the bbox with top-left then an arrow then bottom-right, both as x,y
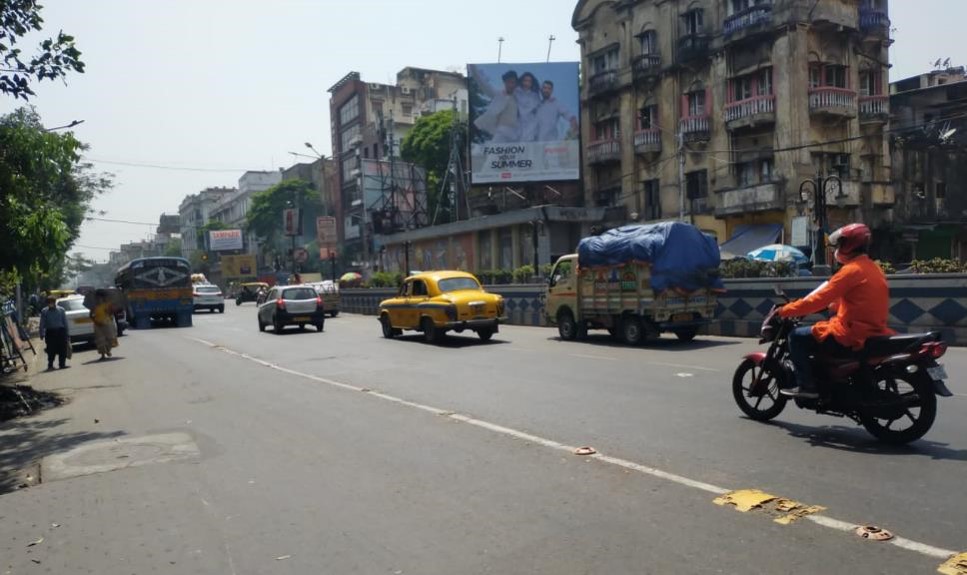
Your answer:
732,288 -> 953,444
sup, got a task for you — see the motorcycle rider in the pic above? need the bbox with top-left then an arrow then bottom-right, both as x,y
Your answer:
778,223 -> 893,398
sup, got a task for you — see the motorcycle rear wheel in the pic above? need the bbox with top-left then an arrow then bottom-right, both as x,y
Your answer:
860,371 -> 937,445
732,358 -> 787,421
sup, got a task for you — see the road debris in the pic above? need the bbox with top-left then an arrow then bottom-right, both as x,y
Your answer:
714,490 -> 824,523
854,525 -> 894,541
714,489 -> 775,512
938,552 -> 967,575
276,555 -> 291,561
772,498 -> 825,525
27,537 -> 44,547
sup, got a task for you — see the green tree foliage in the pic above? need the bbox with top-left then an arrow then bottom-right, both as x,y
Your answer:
0,107 -> 110,289
400,109 -> 465,223
246,179 -> 318,254
1,0 -> 85,100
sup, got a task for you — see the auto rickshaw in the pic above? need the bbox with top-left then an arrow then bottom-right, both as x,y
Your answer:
236,282 -> 269,306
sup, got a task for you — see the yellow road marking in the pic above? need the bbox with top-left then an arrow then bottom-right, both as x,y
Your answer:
714,489 -> 825,525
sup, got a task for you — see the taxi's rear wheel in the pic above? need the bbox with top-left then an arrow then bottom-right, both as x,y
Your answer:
421,317 -> 441,344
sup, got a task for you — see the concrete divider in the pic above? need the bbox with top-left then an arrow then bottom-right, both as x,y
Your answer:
342,274 -> 967,344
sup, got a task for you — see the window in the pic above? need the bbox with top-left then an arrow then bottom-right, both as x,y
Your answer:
687,90 -> 706,116
935,182 -> 947,199
736,162 -> 755,186
594,118 -> 619,140
859,70 -> 882,96
686,170 -> 708,199
373,144 -> 379,159
438,277 -> 481,293
411,281 -> 428,297
809,66 -> 821,88
760,158 -> 774,181
339,96 -> 360,126
593,47 -> 620,74
684,9 -> 704,35
340,124 -> 361,151
733,76 -> 753,101
282,288 -> 317,300
756,68 -> 773,96
644,179 -> 661,220
499,228 -> 513,269
57,298 -> 87,311
731,68 -> 772,102
639,31 -> 657,55
550,260 -> 572,287
341,156 -> 357,181
401,103 -> 413,117
812,152 -> 850,178
825,65 -> 847,88
638,105 -> 658,130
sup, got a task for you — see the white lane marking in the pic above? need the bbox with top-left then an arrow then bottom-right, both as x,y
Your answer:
185,336 -> 960,562
675,373 -> 695,378
650,361 -> 720,373
570,353 -> 617,361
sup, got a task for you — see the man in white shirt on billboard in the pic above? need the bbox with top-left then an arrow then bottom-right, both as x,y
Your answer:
472,68 -> 521,143
536,80 -> 579,142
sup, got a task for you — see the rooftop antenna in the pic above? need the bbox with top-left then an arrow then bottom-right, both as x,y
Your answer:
547,35 -> 556,62
497,37 -> 505,63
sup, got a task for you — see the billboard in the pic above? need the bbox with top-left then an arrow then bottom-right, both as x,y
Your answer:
316,216 -> 337,246
468,61 -> 581,184
209,229 -> 243,252
283,208 -> 301,236
220,254 -> 257,278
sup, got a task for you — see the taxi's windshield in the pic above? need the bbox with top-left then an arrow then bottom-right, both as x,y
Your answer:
437,277 -> 481,293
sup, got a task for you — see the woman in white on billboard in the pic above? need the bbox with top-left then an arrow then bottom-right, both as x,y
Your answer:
515,72 -> 542,142
471,67 -> 520,143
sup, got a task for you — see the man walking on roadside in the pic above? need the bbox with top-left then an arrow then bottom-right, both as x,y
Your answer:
39,296 -> 70,370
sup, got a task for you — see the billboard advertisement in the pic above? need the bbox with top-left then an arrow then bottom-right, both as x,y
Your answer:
468,61 -> 581,184
316,216 -> 338,246
209,229 -> 243,252
220,254 -> 257,278
283,208 -> 301,236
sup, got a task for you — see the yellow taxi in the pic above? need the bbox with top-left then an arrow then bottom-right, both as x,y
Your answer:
378,271 -> 505,343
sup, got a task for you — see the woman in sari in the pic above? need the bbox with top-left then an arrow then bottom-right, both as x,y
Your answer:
91,290 -> 117,360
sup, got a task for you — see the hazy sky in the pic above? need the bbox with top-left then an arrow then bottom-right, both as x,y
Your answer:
1,0 -> 963,262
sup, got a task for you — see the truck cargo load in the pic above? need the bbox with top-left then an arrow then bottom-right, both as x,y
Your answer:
577,222 -> 724,294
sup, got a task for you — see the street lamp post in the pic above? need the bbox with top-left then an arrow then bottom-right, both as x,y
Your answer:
798,173 -> 846,271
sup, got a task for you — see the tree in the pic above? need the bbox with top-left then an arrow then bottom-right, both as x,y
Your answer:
400,109 -> 465,223
0,107 -> 110,289
197,219 -> 227,249
1,0 -> 85,100
246,179 -> 318,255
164,237 -> 182,258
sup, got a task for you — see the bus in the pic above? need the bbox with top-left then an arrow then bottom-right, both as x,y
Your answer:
115,257 -> 194,329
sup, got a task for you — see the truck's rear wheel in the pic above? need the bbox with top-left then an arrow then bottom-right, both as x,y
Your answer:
621,315 -> 644,345
674,327 -> 698,342
557,310 -> 578,341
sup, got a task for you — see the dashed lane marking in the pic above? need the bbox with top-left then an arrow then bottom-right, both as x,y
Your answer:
185,336 -> 960,563
569,353 -> 617,361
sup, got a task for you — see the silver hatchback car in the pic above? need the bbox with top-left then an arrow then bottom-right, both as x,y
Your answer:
257,286 -> 325,333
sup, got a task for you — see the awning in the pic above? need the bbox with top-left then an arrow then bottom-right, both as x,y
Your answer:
719,224 -> 783,259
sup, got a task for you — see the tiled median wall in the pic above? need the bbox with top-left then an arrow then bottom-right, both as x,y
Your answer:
341,274 -> 967,344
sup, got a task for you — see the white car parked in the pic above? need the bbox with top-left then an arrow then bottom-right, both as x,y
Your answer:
193,284 -> 225,313
57,295 -> 94,343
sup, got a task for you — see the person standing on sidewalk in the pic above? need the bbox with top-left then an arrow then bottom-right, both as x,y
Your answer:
39,296 -> 70,370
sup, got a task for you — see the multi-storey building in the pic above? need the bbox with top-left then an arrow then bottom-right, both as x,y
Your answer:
327,67 -> 466,272
572,0 -> 893,252
178,187 -> 235,258
209,171 -> 282,256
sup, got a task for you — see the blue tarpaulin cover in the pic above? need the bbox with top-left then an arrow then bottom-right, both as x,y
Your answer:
577,222 -> 724,293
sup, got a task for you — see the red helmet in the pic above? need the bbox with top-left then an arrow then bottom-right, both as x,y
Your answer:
829,223 -> 871,256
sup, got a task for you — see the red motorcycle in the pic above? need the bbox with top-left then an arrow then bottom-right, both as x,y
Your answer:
732,288 -> 953,444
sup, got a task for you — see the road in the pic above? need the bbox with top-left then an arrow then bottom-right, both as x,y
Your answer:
1,305 -> 965,574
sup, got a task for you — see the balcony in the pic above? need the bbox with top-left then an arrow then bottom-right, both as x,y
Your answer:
859,95 -> 889,123
723,4 -> 773,39
588,70 -> 619,97
677,34 -> 710,64
587,139 -> 622,164
724,95 -> 776,130
859,9 -> 890,37
593,185 -> 621,207
808,87 -> 857,118
634,128 -> 662,155
633,54 -> 662,81
715,182 -> 783,216
679,115 -> 711,143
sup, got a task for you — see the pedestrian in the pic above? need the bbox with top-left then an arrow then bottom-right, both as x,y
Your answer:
39,296 -> 70,370
91,289 -> 117,360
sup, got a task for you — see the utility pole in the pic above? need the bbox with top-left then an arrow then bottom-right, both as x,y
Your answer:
546,35 -> 556,62
678,129 -> 686,222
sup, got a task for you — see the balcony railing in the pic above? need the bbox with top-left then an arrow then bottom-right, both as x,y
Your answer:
715,182 -> 782,216
587,139 -> 622,164
859,9 -> 890,33
808,87 -> 857,116
689,196 -> 711,215
633,54 -> 662,79
723,4 -> 773,36
634,128 -> 662,154
679,115 -> 711,141
588,70 -> 618,97
859,95 -> 889,121
724,94 -> 776,126
677,34 -> 710,63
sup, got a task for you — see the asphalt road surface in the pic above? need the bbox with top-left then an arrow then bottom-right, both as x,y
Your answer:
1,305 -> 964,574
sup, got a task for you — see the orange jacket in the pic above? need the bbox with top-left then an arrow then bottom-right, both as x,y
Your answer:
779,255 -> 894,349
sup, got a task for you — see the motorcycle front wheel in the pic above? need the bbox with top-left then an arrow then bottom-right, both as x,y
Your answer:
860,370 -> 937,445
732,358 -> 787,421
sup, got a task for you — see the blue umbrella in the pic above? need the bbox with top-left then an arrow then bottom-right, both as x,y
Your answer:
747,244 -> 808,263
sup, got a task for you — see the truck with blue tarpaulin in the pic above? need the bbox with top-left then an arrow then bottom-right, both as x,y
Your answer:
115,257 -> 194,329
544,222 -> 723,344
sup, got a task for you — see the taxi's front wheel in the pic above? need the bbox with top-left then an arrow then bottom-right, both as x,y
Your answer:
477,327 -> 495,342
380,314 -> 400,339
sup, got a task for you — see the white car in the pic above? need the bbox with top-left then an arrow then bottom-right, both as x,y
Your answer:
57,296 -> 94,343
193,284 -> 225,313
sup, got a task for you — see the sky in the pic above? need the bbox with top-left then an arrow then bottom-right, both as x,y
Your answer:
2,0 -> 964,263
